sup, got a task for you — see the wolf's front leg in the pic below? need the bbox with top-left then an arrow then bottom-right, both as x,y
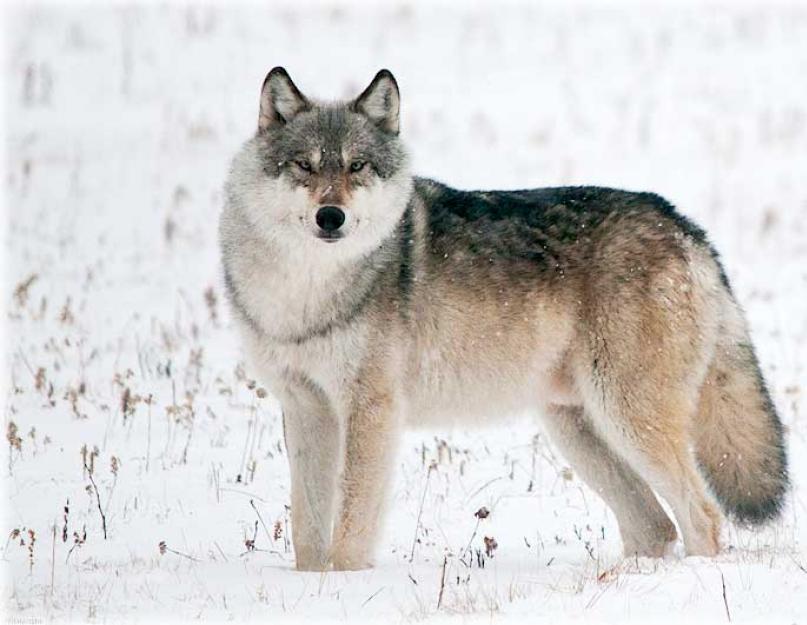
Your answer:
330,380 -> 399,570
281,382 -> 341,571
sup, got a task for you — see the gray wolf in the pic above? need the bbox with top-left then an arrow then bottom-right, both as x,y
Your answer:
219,67 -> 788,570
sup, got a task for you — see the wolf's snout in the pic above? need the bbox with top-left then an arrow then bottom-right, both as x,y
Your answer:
316,206 -> 346,234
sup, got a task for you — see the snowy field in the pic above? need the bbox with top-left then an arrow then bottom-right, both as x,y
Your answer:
4,2 -> 807,623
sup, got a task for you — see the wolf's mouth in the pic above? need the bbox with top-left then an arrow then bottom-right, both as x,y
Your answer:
316,231 -> 344,243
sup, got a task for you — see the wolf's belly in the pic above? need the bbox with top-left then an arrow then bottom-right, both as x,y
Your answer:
401,337 -> 579,428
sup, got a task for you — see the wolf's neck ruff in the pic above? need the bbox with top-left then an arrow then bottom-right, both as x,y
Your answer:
223,201 -> 415,346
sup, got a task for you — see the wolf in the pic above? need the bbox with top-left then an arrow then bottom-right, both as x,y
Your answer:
219,67 -> 788,571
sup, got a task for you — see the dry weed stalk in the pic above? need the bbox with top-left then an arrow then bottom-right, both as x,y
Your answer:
250,499 -> 273,545
158,540 -> 199,562
59,297 -> 74,324
83,449 -> 107,539
65,525 -> 86,563
721,572 -> 731,622
459,506 -> 491,567
409,460 -> 437,562
6,528 -> 21,552
145,394 -> 154,472
244,521 -> 258,552
27,529 -> 36,573
165,387 -> 195,465
7,421 -> 22,474
34,367 -> 46,391
65,386 -> 86,419
50,524 -> 56,595
436,554 -> 448,610
483,536 -> 498,558
13,273 -> 38,306
62,499 -> 69,542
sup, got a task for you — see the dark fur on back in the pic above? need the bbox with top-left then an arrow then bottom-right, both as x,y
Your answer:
416,178 -> 729,286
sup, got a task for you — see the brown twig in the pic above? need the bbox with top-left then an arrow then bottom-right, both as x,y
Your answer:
84,462 -> 107,539
237,547 -> 286,558
65,525 -> 86,563
250,499 -> 273,545
361,586 -> 385,608
720,572 -> 731,622
166,547 -> 200,562
146,394 -> 153,473
159,541 -> 200,562
459,518 -> 481,566
408,461 -> 435,562
436,554 -> 448,610
50,523 -> 56,596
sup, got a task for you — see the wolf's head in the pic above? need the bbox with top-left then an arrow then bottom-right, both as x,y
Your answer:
227,68 -> 412,259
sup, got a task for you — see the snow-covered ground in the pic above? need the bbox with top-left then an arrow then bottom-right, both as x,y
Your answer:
3,3 -> 807,623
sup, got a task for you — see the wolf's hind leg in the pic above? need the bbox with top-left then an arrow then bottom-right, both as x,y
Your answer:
542,404 -> 677,557
576,247 -> 725,556
582,387 -> 723,556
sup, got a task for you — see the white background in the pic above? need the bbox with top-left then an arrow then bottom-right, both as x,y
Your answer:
3,2 -> 807,623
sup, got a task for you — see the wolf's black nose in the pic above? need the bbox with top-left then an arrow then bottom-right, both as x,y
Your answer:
316,206 -> 346,233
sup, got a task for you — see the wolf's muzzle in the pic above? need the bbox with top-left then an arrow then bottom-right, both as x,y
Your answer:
315,205 -> 346,240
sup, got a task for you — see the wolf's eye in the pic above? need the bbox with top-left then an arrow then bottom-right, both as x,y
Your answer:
295,159 -> 312,172
349,160 -> 366,173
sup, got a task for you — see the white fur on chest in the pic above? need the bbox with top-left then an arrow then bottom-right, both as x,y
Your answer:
240,320 -> 368,409
232,241 -> 356,343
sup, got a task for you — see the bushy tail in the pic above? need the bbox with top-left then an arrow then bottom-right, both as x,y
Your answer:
694,300 -> 788,525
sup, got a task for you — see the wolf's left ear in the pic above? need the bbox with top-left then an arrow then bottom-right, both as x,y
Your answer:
352,69 -> 400,135
259,67 -> 310,132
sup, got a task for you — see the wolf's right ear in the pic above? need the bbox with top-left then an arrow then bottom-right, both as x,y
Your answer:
258,67 -> 310,132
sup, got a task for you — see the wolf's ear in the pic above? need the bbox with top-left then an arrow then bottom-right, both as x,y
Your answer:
352,69 -> 400,135
258,67 -> 310,132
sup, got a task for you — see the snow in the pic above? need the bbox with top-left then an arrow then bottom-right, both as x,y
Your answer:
3,2 -> 807,623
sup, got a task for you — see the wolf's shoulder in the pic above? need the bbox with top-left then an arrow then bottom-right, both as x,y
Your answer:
412,177 -> 709,245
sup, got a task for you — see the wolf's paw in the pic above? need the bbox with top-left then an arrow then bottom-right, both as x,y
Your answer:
622,519 -> 678,559
294,548 -> 330,572
331,557 -> 373,571
330,549 -> 374,571
623,537 -> 677,559
295,560 -> 330,572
